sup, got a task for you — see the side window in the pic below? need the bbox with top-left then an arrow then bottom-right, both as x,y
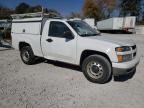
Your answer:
49,21 -> 71,38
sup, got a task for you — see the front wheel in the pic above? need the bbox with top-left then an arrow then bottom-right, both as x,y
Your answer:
82,55 -> 112,84
20,46 -> 36,65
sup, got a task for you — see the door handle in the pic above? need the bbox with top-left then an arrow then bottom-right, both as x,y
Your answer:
46,38 -> 53,42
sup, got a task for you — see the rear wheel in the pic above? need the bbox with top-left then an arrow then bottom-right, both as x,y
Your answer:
82,55 -> 112,84
20,46 -> 36,65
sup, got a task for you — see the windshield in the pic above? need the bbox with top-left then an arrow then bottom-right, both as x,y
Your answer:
67,20 -> 99,37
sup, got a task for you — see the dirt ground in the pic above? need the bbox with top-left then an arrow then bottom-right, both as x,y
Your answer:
0,34 -> 144,108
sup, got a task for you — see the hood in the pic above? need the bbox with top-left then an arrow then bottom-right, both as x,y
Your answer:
85,34 -> 135,46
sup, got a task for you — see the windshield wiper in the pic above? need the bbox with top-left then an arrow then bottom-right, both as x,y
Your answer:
80,33 -> 98,37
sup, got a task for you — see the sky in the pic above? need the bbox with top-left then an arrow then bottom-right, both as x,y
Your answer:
0,0 -> 84,16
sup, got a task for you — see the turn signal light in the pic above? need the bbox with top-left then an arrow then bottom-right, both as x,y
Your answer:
117,55 -> 123,62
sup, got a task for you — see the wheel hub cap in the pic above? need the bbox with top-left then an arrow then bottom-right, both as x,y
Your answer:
87,61 -> 104,79
91,65 -> 99,73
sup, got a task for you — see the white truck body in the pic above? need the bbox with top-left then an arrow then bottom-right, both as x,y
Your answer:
83,18 -> 100,33
97,17 -> 124,30
83,18 -> 95,27
97,17 -> 136,32
11,17 -> 140,83
123,17 -> 136,29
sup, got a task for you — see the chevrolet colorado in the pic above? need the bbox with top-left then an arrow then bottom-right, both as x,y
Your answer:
11,17 -> 140,83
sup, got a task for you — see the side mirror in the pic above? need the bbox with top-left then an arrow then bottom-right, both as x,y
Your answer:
64,31 -> 74,39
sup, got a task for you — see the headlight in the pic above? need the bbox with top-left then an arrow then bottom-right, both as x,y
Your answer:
115,46 -> 131,52
116,46 -> 132,62
117,54 -> 133,62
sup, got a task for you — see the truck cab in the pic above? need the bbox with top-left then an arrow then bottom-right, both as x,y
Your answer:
11,14 -> 140,84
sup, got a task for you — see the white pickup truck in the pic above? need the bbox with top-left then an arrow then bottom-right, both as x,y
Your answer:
11,17 -> 140,84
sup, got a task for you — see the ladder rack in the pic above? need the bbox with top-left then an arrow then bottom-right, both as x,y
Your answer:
11,11 -> 60,19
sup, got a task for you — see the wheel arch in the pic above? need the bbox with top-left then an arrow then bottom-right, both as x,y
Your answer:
19,42 -> 31,51
80,50 -> 112,66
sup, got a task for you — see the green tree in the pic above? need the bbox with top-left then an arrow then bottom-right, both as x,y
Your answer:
83,0 -> 102,21
83,0 -> 116,21
120,0 -> 142,17
0,5 -> 14,19
105,0 -> 117,17
29,5 -> 42,13
15,2 -> 30,14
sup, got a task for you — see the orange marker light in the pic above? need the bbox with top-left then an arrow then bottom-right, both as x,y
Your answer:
117,55 -> 123,62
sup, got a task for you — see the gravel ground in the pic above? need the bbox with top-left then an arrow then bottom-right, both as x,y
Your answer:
0,34 -> 144,108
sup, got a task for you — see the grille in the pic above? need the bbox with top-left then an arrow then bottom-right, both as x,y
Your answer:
132,45 -> 136,50
131,45 -> 137,58
133,52 -> 136,57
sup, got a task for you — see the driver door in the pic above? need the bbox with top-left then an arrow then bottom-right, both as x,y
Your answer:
42,21 -> 77,64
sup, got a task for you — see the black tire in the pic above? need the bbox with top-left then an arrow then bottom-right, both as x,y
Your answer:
20,46 -> 35,65
82,55 -> 112,84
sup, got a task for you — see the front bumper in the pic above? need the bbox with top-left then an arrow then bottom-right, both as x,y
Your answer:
112,55 -> 140,76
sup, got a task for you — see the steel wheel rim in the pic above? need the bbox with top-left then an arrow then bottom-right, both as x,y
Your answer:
87,61 -> 104,79
22,50 -> 30,62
